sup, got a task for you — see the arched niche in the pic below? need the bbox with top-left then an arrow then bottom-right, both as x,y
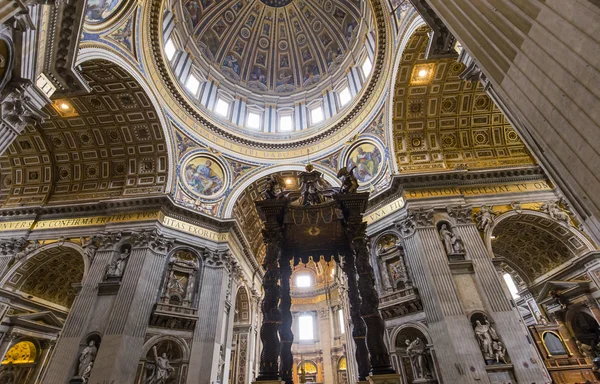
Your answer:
394,325 -> 436,383
487,210 -> 595,284
1,243 -> 86,309
234,286 -> 251,325
566,306 -> 600,347
136,336 -> 190,384
297,360 -> 318,383
469,312 -> 510,366
337,356 -> 348,384
159,248 -> 202,307
372,232 -> 409,292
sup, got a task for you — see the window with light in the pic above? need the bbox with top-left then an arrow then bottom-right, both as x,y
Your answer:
279,115 -> 293,132
247,112 -> 261,129
361,57 -> 372,78
339,87 -> 351,107
185,74 -> 200,95
165,39 -> 177,61
215,98 -> 230,117
296,275 -> 311,288
338,309 -> 345,334
503,273 -> 520,299
299,314 -> 314,340
310,106 -> 324,124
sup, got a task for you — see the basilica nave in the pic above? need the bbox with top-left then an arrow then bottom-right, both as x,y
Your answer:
0,0 -> 598,383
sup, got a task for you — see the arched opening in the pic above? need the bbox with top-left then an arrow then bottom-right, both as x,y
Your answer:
337,356 -> 348,384
2,245 -> 85,309
394,326 -> 435,383
137,338 -> 188,384
490,213 -> 590,284
569,310 -> 600,347
297,360 -> 318,383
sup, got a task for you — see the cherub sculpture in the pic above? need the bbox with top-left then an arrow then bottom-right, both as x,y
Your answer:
337,166 -> 359,194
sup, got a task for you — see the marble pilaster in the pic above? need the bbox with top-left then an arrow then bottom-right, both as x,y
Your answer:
87,231 -> 173,384
187,250 -> 232,384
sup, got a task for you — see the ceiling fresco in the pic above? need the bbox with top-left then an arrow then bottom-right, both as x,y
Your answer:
178,0 -> 362,94
392,26 -> 535,172
0,60 -> 170,207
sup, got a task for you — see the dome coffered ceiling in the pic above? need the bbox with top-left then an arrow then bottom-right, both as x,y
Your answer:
179,0 -> 361,94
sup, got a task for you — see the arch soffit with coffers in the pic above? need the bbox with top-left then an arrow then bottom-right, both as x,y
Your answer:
77,46 -> 176,192
0,242 -> 89,288
137,0 -> 396,162
486,209 -> 596,284
485,210 -> 595,259
385,15 -> 426,174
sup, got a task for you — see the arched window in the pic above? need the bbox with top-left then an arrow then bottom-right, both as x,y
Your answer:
543,332 -> 568,356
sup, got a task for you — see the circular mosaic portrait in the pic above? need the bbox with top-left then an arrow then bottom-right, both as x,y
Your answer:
85,0 -> 124,24
181,156 -> 226,198
346,142 -> 383,185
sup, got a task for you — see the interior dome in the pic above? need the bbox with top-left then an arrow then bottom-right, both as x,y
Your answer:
161,0 -> 376,136
179,0 -> 361,94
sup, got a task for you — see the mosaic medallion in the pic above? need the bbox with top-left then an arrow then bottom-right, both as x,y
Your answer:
85,0 -> 124,24
345,142 -> 383,185
181,155 -> 226,198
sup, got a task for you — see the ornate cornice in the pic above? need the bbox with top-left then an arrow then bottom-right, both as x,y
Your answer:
368,166 -> 547,210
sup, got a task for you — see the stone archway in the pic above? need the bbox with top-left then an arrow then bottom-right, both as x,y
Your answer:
1,243 -> 86,309
488,210 -> 594,285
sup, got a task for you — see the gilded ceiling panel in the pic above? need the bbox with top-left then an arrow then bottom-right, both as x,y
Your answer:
4,246 -> 84,308
392,26 -> 535,173
0,60 -> 169,207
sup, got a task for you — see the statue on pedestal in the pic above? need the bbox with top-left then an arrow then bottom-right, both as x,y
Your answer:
146,345 -> 174,384
475,205 -> 496,232
439,224 -> 465,257
77,340 -> 97,378
106,248 -> 130,278
474,319 -> 508,364
405,337 -> 431,379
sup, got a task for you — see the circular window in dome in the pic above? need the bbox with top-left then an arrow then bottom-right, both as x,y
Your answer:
180,155 -> 227,199
85,0 -> 125,24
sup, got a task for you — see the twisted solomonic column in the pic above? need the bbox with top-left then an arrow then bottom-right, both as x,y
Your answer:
346,221 -> 395,375
279,250 -> 293,384
256,226 -> 283,381
340,247 -> 370,381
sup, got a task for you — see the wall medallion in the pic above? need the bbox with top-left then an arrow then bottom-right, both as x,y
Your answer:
85,0 -> 125,24
344,141 -> 383,185
180,154 -> 227,199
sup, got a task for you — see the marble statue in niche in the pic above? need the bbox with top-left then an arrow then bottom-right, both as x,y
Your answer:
106,247 -> 130,279
472,316 -> 509,365
160,250 -> 199,306
75,340 -> 97,379
146,345 -> 174,384
405,337 -> 432,380
375,234 -> 410,292
438,224 -> 465,259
